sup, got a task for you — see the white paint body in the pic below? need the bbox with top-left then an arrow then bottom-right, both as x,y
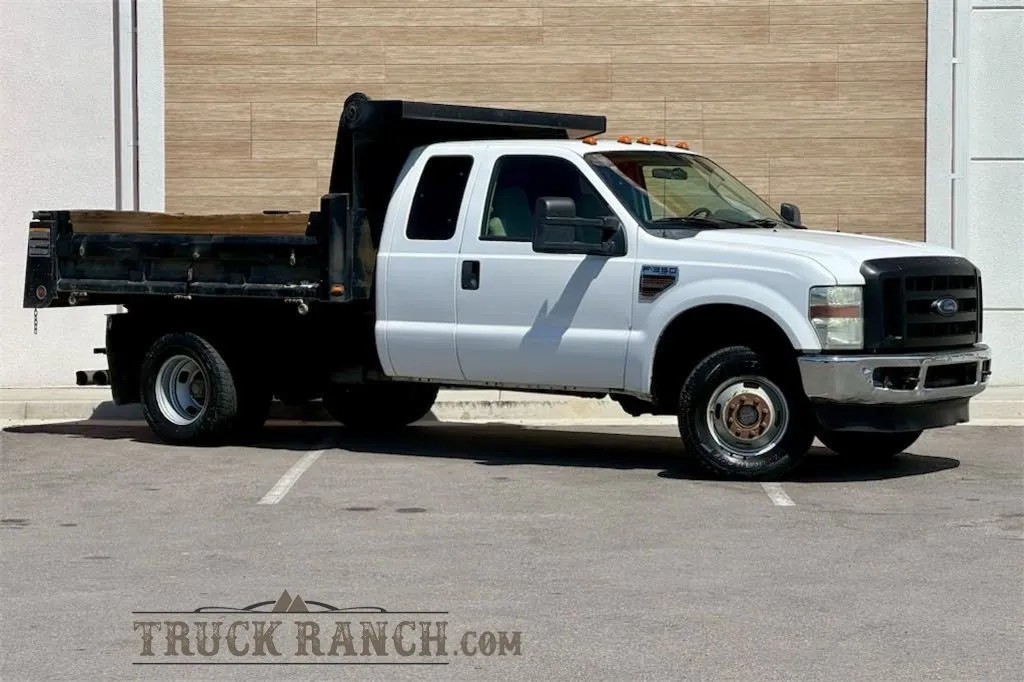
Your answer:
375,140 -> 971,399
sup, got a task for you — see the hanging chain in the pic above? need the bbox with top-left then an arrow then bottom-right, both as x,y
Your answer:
33,307 -> 38,335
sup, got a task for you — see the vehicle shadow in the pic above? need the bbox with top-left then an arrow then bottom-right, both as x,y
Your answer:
3,420 -> 960,483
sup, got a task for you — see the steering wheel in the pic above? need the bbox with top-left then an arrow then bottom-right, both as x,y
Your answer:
688,207 -> 713,218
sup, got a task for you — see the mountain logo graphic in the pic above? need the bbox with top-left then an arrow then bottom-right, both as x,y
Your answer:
188,591 -> 390,614
271,590 -> 309,613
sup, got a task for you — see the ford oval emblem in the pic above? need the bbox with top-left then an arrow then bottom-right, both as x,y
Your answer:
932,296 -> 959,317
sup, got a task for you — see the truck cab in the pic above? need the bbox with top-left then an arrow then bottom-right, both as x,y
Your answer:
23,93 -> 992,479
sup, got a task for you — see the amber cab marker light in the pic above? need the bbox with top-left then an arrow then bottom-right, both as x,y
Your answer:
636,136 -> 650,144
654,137 -> 667,145
582,136 -> 597,145
675,141 -> 689,150
617,135 -> 632,143
330,284 -> 344,296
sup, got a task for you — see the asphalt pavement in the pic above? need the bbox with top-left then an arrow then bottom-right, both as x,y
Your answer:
1,420 -> 1021,681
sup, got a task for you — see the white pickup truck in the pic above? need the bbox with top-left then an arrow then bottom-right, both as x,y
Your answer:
24,93 -> 992,479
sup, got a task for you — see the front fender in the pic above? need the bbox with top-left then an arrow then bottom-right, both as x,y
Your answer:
624,278 -> 822,396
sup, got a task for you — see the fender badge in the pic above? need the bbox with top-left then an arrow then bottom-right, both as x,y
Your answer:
639,265 -> 678,301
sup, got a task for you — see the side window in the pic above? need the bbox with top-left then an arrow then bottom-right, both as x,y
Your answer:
406,155 -> 474,241
481,155 -> 614,243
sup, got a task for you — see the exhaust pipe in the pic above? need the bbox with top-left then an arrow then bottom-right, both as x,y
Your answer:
76,369 -> 110,386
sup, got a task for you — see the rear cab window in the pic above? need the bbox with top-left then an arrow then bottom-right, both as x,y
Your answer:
406,155 -> 474,241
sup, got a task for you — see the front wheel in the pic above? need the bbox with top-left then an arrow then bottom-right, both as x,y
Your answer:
817,429 -> 922,461
677,345 -> 814,479
322,383 -> 438,431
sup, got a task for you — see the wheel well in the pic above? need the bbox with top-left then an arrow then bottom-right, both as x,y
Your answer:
650,304 -> 798,412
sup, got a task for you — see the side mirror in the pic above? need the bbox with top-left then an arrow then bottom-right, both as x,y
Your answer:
780,202 -> 802,226
532,197 -> 625,256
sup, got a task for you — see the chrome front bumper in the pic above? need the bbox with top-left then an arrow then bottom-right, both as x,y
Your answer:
798,344 -> 992,405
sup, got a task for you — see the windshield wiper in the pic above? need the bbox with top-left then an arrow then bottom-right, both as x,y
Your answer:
651,216 -> 769,230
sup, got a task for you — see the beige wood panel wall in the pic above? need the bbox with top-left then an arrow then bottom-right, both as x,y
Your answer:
164,0 -> 927,240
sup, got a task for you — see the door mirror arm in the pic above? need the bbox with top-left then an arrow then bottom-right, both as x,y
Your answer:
532,197 -> 626,257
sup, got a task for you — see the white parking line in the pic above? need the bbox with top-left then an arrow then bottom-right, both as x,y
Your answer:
258,447 -> 328,505
760,482 -> 795,506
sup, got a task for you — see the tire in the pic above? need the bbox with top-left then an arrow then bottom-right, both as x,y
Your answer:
322,382 -> 438,430
677,345 -> 814,480
817,429 -> 922,461
140,332 -> 240,445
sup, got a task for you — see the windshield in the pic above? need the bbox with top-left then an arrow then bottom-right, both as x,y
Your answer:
584,150 -> 787,230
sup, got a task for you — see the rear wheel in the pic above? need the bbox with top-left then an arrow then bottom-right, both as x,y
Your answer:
140,332 -> 240,444
817,429 -> 922,461
323,382 -> 438,430
677,345 -> 814,479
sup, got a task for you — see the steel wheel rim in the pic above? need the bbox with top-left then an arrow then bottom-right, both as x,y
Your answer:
704,375 -> 789,458
154,354 -> 208,426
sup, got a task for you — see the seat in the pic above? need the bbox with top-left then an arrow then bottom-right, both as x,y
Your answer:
486,186 -> 533,240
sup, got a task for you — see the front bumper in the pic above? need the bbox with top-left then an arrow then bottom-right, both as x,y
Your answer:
798,344 -> 992,405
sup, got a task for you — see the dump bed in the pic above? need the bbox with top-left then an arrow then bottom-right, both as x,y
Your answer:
23,92 -> 606,312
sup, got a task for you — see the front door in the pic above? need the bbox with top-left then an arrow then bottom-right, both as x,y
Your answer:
455,150 -> 635,391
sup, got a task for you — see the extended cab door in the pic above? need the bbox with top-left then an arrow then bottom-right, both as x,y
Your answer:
376,150 -> 477,381
454,148 -> 635,391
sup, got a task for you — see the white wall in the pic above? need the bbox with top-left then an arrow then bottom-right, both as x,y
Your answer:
927,0 -> 1024,386
0,0 -> 163,388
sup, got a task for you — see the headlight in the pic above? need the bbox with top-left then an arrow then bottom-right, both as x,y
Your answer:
809,286 -> 863,349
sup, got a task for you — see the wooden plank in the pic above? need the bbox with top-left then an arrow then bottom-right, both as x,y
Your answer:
166,103 -> 251,123
164,26 -> 316,45
769,173 -> 923,196
254,120 -> 337,142
68,210 -> 310,235
770,23 -> 924,43
614,80 -> 837,101
839,43 -> 926,62
613,62 -> 836,83
544,23 -> 769,44
703,100 -> 922,120
767,191 -> 922,214
165,82 -> 387,103
839,79 -> 925,100
166,0 -> 316,6
252,140 -> 336,160
167,158 -> 318,179
613,44 -> 835,64
704,118 -> 921,139
316,26 -> 542,46
770,156 -> 924,177
165,139 -> 252,159
839,213 -> 925,240
165,120 -> 251,141
166,177 -> 318,197
544,5 -> 768,24
799,213 -> 839,231
165,45 -> 385,65
386,63 -> 609,84
164,64 -> 386,84
382,81 -> 612,101
317,7 -> 542,26
770,3 -> 924,24
165,5 -> 316,26
165,196 -> 319,215
703,137 -> 925,157
385,45 -> 609,65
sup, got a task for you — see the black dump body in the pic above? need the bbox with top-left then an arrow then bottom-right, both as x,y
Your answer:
330,92 -> 606,252
23,93 -> 606,312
